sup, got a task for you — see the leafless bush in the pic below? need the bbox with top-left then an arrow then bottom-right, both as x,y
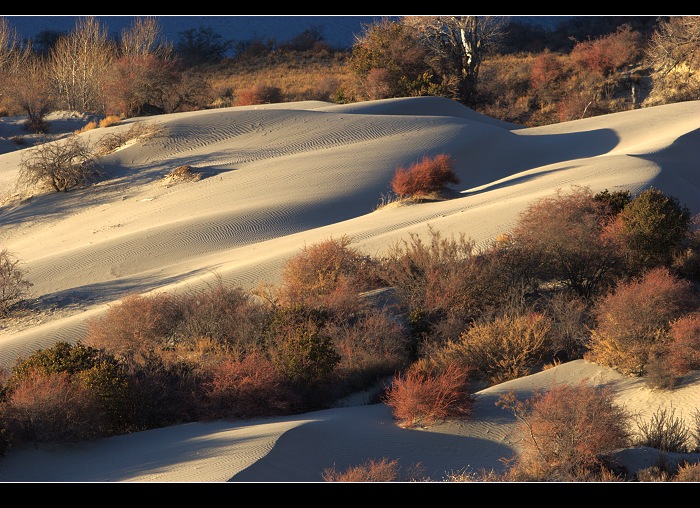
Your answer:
0,249 -> 32,317
94,121 -> 164,156
18,134 -> 98,192
322,457 -> 427,482
634,406 -> 693,453
497,381 -> 631,481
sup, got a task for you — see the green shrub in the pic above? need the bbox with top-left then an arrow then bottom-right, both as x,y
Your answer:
615,187 -> 691,272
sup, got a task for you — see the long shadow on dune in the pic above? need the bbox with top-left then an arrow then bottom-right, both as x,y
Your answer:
228,403 -> 515,482
31,266 -> 215,311
627,127 -> 700,214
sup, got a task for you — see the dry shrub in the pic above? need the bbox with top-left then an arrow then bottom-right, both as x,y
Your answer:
390,153 -> 459,199
665,311 -> 700,377
85,292 -> 182,362
278,235 -> 377,315
0,249 -> 32,317
198,351 -> 300,419
674,461 -> 700,482
322,457 -> 426,482
634,406 -> 692,453
18,134 -> 98,193
383,358 -> 473,429
174,282 -> 268,352
94,121 -> 164,156
586,267 -> 697,376
99,115 -> 122,128
497,380 -> 631,481
2,370 -> 105,444
328,307 -> 411,385
541,290 -> 591,361
378,226 -> 514,341
508,186 -> 622,299
235,83 -> 282,106
570,24 -> 641,77
162,164 -> 202,185
435,312 -> 551,385
75,120 -> 98,134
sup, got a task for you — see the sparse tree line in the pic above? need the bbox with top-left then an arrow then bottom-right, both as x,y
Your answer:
2,163 -> 700,480
0,16 -> 698,132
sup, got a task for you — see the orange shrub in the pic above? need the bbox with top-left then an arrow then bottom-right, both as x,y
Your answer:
586,267 -> 697,376
383,359 -> 473,428
390,153 -> 459,198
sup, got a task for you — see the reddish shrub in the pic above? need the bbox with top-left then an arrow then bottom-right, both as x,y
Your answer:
235,83 -> 282,106
390,153 -> 459,198
383,359 -> 473,428
666,312 -> 700,376
529,50 -> 565,90
198,351 -> 300,419
497,380 -> 631,481
3,370 -> 105,444
570,24 -> 641,77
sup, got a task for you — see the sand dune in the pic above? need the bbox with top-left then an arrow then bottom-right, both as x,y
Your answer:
1,97 -> 699,482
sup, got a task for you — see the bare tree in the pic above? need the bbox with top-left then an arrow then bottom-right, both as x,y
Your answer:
49,16 -> 115,113
118,16 -> 173,59
18,134 -> 97,192
645,16 -> 700,104
402,15 -> 508,107
6,50 -> 55,132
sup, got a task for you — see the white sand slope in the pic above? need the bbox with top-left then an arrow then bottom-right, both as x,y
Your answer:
1,97 -> 699,482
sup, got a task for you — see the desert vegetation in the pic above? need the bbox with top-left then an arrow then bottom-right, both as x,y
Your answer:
1,15 -> 700,482
0,16 -> 697,130
2,183 -> 700,481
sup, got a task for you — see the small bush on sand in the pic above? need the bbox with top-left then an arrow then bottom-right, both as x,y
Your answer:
2,370 -> 105,444
674,461 -> 700,481
0,249 -> 32,317
390,153 -> 459,199
322,457 -> 427,482
497,380 -> 631,481
86,293 -> 183,364
99,115 -> 122,128
634,406 -> 692,453
665,311 -> 700,377
18,134 -> 98,192
383,358 -> 473,428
